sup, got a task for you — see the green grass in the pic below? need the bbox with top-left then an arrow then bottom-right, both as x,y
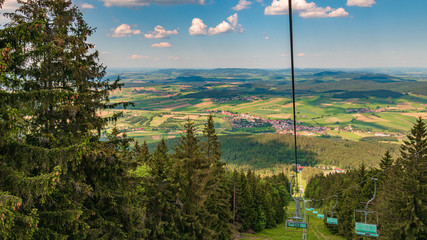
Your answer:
240,204 -> 345,240
105,83 -> 426,145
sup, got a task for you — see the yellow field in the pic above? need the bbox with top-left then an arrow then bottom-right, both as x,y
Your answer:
268,114 -> 292,119
401,112 -> 427,118
353,114 -> 389,122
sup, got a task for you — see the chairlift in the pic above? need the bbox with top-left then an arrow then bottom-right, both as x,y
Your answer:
304,198 -> 314,211
286,176 -> 309,229
327,195 -> 339,225
316,200 -> 325,219
354,178 -> 379,237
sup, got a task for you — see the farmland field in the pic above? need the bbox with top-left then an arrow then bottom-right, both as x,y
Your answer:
103,69 -> 426,145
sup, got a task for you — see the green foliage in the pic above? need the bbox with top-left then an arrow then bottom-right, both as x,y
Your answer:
377,117 -> 427,239
0,1 -> 141,239
305,117 -> 427,239
219,134 -> 399,169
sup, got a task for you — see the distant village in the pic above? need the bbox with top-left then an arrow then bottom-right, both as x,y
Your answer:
206,110 -> 329,134
204,109 -> 406,139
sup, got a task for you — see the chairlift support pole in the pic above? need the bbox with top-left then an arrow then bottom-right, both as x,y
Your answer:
364,178 -> 378,223
290,175 -> 301,218
354,178 -> 379,237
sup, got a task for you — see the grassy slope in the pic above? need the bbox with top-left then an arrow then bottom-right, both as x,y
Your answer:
240,204 -> 344,240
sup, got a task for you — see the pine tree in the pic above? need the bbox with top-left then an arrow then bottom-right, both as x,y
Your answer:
202,115 -> 232,239
378,117 -> 427,239
1,1 -> 142,238
380,150 -> 394,171
144,139 -> 181,239
134,140 -> 151,164
173,119 -> 213,239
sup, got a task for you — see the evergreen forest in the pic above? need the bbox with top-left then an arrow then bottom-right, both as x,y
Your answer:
1,1 -> 425,239
0,1 -> 288,239
305,117 -> 426,239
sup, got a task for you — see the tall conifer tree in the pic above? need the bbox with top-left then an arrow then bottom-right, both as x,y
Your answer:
378,117 -> 426,239
202,115 -> 232,239
0,1 -> 141,238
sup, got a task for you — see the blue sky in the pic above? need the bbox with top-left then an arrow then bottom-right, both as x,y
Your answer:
2,0 -> 427,69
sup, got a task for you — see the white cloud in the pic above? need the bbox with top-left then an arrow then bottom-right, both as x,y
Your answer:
1,0 -> 20,10
81,3 -> 95,9
189,18 -> 207,35
168,56 -> 179,60
347,0 -> 375,7
264,0 -> 349,18
297,53 -> 305,56
0,0 -> 21,24
208,21 -> 233,35
112,24 -> 141,37
151,42 -> 171,48
232,0 -> 252,11
208,13 -> 244,35
129,54 -> 150,59
101,0 -> 205,7
145,25 -> 178,39
328,8 -> 349,17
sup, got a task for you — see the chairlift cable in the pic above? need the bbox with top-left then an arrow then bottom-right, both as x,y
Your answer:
288,0 -> 298,190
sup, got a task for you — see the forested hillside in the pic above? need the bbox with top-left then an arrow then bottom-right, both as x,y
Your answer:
0,1 -> 290,238
219,134 -> 400,169
305,117 -> 426,239
156,134 -> 400,169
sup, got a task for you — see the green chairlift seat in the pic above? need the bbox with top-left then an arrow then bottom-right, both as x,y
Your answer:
327,217 -> 338,225
354,178 -> 379,238
355,222 -> 379,237
327,195 -> 339,225
287,220 -> 308,229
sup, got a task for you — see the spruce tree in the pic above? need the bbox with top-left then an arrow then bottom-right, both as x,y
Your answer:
378,117 -> 427,239
173,120 -> 213,239
144,139 -> 181,239
202,115 -> 232,239
1,1 -> 142,238
380,150 -> 394,171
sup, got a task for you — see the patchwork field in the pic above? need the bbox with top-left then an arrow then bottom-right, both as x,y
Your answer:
104,69 -> 427,143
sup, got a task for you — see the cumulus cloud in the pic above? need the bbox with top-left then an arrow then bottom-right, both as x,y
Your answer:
145,25 -> 178,39
208,21 -> 233,35
264,0 -> 349,18
189,18 -> 207,35
151,42 -> 171,48
101,0 -> 205,7
112,24 -> 141,37
232,0 -> 252,11
347,0 -> 375,7
208,13 -> 244,35
129,54 -> 150,59
81,3 -> 95,9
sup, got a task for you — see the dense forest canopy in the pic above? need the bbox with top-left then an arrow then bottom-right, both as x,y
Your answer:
1,1 -> 425,239
0,1 -> 290,239
305,117 -> 426,239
